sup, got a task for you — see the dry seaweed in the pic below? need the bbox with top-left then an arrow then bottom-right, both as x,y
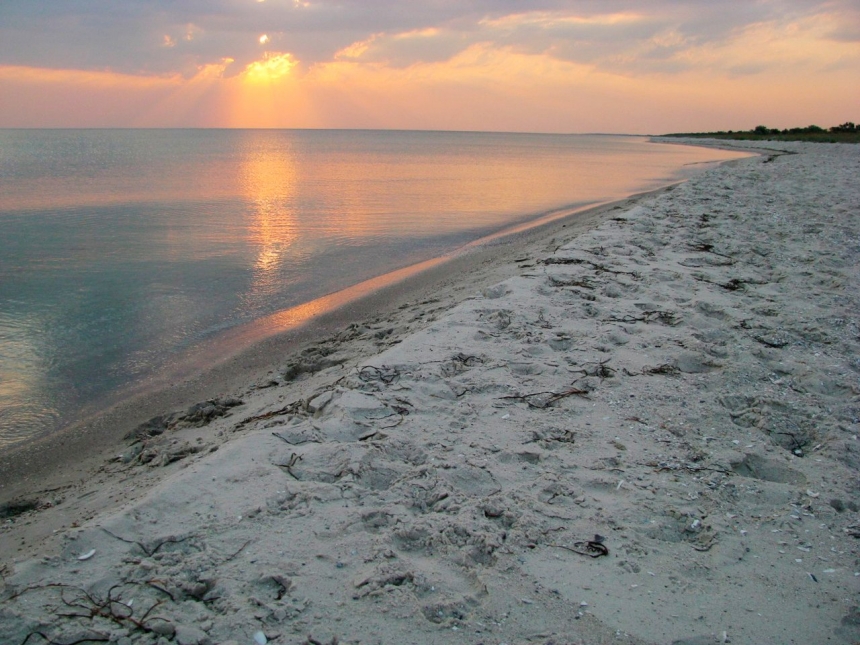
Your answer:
541,256 -> 640,278
499,386 -> 590,409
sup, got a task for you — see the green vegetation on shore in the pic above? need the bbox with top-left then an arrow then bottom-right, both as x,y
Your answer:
661,122 -> 859,143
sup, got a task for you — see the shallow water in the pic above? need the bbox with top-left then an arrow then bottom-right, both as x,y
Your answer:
0,130 -> 744,447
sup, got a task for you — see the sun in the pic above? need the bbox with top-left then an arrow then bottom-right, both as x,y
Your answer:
243,52 -> 297,83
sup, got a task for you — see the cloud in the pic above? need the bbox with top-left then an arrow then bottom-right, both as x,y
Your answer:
823,4 -> 860,42
0,0 -> 854,77
0,1 -> 857,131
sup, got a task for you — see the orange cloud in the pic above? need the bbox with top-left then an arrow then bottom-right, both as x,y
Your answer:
335,35 -> 381,61
0,6 -> 857,134
243,52 -> 298,83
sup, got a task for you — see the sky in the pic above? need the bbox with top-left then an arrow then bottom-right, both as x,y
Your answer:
0,1 -> 857,133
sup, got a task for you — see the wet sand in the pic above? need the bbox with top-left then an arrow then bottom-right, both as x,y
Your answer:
0,191 -> 660,509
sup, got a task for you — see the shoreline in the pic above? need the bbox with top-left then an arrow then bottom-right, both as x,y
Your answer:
0,137 -> 756,487
0,187 -> 677,505
0,132 -> 751,457
6,139 -> 858,643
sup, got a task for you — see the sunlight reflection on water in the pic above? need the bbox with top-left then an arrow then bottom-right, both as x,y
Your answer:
0,130 -> 749,447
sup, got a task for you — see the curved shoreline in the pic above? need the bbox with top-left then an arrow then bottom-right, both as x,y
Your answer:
0,138 -> 756,509
11,140 -> 859,644
0,184 -> 689,503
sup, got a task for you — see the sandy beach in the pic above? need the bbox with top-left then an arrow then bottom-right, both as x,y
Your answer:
2,140 -> 859,644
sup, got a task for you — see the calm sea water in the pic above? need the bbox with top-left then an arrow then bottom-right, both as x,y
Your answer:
0,130 -> 744,448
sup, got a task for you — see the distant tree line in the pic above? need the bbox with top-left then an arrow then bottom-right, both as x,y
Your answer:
749,122 -> 857,135
662,121 -> 859,143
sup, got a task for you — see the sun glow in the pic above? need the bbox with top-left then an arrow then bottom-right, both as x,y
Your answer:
243,52 -> 297,83
0,3 -> 857,132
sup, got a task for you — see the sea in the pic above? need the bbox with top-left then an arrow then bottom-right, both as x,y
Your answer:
0,129 -> 746,448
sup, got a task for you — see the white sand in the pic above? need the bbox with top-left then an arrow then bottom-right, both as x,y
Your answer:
2,141 -> 859,645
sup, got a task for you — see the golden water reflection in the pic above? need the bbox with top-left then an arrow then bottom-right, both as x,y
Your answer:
240,144 -> 298,307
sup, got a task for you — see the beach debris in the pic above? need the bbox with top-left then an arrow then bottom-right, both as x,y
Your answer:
638,364 -> 681,377
691,532 -> 719,552
134,442 -> 208,468
549,535 -> 609,558
541,256 -> 640,278
606,310 -> 681,326
569,359 -> 616,379
182,397 -> 243,425
687,241 -> 734,259
235,399 -> 303,429
10,582 -> 176,641
261,574 -> 293,600
646,460 -> 731,476
359,364 -> 399,384
119,443 -> 145,463
751,331 -> 791,348
77,549 -> 96,561
440,352 -> 483,376
126,413 -> 179,441
125,396 -> 244,441
499,385 -> 590,409
535,310 -> 553,328
253,630 -> 268,645
277,452 -> 303,479
693,275 -> 765,291
303,637 -> 339,645
100,527 -> 194,557
354,568 -> 415,596
220,539 -> 253,565
547,275 -> 597,289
